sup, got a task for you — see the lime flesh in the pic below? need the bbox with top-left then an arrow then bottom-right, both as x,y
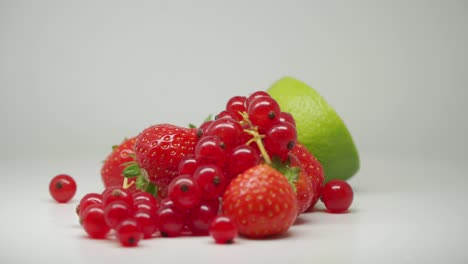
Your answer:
267,76 -> 360,182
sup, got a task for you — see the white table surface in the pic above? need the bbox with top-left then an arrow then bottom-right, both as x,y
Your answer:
1,154 -> 467,264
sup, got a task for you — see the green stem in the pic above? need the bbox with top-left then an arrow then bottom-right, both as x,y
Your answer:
244,129 -> 272,165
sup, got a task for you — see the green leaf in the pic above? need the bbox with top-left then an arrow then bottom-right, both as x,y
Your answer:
123,164 -> 141,178
204,114 -> 213,122
189,124 -> 197,128
136,175 -> 148,190
145,182 -> 158,198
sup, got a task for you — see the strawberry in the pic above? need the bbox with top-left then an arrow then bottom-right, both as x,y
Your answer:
288,154 -> 313,214
222,164 -> 298,238
101,137 -> 138,193
290,143 -> 325,210
127,124 -> 197,197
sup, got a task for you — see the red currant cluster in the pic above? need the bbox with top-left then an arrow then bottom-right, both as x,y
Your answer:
154,91 -> 299,237
76,185 -> 237,246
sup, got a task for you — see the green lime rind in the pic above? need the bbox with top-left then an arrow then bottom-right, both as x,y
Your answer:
267,76 -> 360,182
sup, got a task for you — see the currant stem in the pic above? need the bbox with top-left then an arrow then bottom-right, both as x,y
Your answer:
243,129 -> 272,165
122,178 -> 135,189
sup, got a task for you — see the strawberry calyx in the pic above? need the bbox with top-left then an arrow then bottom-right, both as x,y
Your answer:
123,161 -> 158,197
270,156 -> 300,192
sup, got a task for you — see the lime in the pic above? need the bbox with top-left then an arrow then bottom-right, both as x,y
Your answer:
267,76 -> 359,182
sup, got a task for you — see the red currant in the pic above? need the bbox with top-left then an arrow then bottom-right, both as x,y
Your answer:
81,205 -> 110,239
215,110 -> 237,120
102,187 -> 133,208
104,200 -> 132,229
168,175 -> 201,210
178,155 -> 200,176
194,135 -> 227,166
77,193 -> 102,218
247,96 -> 280,129
116,218 -> 143,247
209,215 -> 238,244
205,117 -> 243,151
187,202 -> 218,236
133,200 -> 158,213
132,191 -> 158,206
134,209 -> 158,238
197,120 -> 214,138
263,122 -> 297,158
157,206 -> 187,237
49,174 -> 77,203
321,180 -> 354,213
226,145 -> 261,179
246,91 -> 270,109
226,96 -> 247,121
193,164 -> 226,199
278,112 -> 296,127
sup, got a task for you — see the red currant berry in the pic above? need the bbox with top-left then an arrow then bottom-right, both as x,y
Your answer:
263,122 -> 297,158
202,198 -> 220,214
134,209 -> 158,238
226,145 -> 261,179
133,200 -> 158,213
226,96 -> 247,121
168,175 -> 201,210
193,164 -> 226,199
102,187 -> 133,208
209,215 -> 238,244
104,200 -> 132,229
178,155 -> 200,176
157,206 -> 187,237
321,180 -> 353,213
77,193 -> 102,218
278,112 -> 296,127
196,120 -> 214,138
49,174 -> 77,203
194,135 -> 227,166
132,191 -> 158,206
248,96 -> 281,129
205,117 -> 243,151
215,110 -> 237,120
116,218 -> 143,247
246,91 -> 270,109
81,205 -> 110,239
187,202 -> 218,236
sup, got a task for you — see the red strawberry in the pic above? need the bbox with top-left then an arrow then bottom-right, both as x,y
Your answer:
133,124 -> 197,197
222,164 -> 298,238
101,137 -> 138,193
290,143 -> 324,210
288,154 -> 313,215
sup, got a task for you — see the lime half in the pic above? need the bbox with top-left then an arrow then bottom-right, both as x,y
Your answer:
267,76 -> 360,182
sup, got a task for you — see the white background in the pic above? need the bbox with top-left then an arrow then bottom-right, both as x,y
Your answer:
1,1 -> 467,263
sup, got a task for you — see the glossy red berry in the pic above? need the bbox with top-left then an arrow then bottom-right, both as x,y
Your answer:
178,155 -> 200,176
77,193 -> 102,218
226,96 -> 247,121
157,206 -> 187,237
321,180 -> 354,213
247,96 -> 280,129
246,91 -> 270,109
133,200 -> 158,214
81,205 -> 110,239
278,112 -> 296,127
116,218 -> 143,247
205,117 -> 243,151
104,200 -> 132,229
226,145 -> 261,179
193,164 -> 226,199
102,187 -> 133,208
263,122 -> 297,158
132,191 -> 158,206
49,174 -> 77,203
210,215 -> 238,244
194,135 -> 227,166
134,209 -> 158,238
168,175 -> 201,210
187,202 -> 218,235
